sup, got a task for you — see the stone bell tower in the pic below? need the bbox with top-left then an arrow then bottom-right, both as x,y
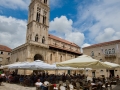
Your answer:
26,0 -> 50,48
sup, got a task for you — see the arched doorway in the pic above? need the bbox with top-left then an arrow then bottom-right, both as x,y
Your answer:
33,54 -> 44,74
34,54 -> 43,61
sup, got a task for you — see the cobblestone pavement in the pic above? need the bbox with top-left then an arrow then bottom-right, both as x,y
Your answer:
113,84 -> 120,90
0,82 -> 120,90
0,83 -> 35,90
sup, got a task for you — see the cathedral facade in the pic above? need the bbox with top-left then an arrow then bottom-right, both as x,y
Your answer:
10,0 -> 81,74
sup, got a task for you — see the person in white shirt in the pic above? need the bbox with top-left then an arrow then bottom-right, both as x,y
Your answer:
35,79 -> 43,90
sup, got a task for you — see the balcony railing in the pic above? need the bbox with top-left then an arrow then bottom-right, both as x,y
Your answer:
104,53 -> 116,58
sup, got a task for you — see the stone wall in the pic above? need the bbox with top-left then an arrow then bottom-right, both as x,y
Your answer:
83,43 -> 120,77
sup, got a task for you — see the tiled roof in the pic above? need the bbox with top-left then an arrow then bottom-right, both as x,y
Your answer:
83,39 -> 120,49
49,44 -> 81,55
48,34 -> 80,48
0,45 -> 11,52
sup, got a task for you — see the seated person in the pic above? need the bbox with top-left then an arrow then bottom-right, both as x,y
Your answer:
53,84 -> 58,90
35,79 -> 43,90
60,85 -> 66,90
43,80 -> 49,90
44,80 -> 49,86
69,84 -> 74,90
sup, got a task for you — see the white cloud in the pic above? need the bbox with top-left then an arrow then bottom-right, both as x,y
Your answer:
0,0 -> 30,10
76,0 -> 120,43
82,43 -> 91,48
0,0 -> 62,10
49,15 -> 85,46
95,28 -> 120,43
0,15 -> 85,49
49,16 -> 73,34
65,32 -> 85,46
81,43 -> 91,53
0,16 -> 27,49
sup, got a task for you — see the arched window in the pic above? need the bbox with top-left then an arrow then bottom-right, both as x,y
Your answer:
50,54 -> 52,61
42,36 -> 45,44
105,49 -> 108,55
0,51 -> 3,54
63,45 -> 65,48
43,16 -> 46,24
108,49 -> 111,54
34,54 -> 43,61
44,0 -> 47,4
36,13 -> 40,22
112,48 -> 115,54
60,56 -> 62,62
91,51 -> 94,56
36,7 -> 41,22
16,58 -> 19,62
100,59 -> 102,62
36,12 -> 38,22
35,34 -> 38,42
30,34 -> 32,40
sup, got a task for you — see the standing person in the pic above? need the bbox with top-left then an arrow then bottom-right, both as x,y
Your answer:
116,75 -> 119,84
0,74 -> 3,85
109,73 -> 112,79
116,75 -> 119,79
19,75 -> 24,85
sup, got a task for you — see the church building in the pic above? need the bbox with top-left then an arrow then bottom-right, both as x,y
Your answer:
10,0 -> 81,74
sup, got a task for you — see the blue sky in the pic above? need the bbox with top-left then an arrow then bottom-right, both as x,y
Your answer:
0,0 -> 120,49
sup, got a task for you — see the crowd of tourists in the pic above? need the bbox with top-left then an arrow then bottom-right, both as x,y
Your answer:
0,70 -> 120,90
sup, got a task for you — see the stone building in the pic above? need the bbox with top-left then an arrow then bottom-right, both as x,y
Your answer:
10,0 -> 81,74
83,40 -> 120,77
0,45 -> 11,66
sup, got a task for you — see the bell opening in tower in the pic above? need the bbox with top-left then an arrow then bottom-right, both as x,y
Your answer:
44,0 -> 47,4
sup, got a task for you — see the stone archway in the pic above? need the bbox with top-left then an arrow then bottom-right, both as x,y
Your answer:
34,54 -> 43,61
33,54 -> 44,74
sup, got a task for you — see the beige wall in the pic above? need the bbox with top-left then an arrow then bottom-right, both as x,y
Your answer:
0,51 -> 10,65
83,43 -> 120,77
11,44 -> 78,64
11,44 -> 28,63
10,43 -> 79,75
